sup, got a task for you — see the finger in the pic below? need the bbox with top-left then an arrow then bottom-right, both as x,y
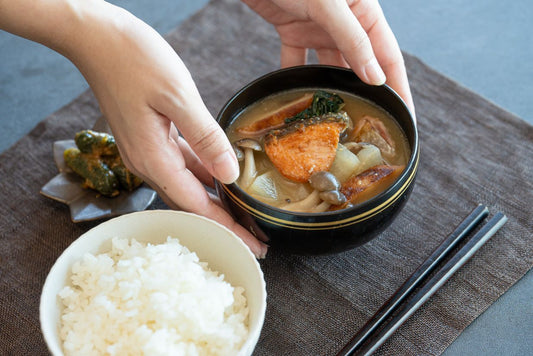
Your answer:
169,124 -> 215,187
316,48 -> 349,68
179,105 -> 239,185
176,136 -> 215,188
356,5 -> 416,116
306,0 -> 386,85
382,59 -> 416,119
142,145 -> 268,258
280,44 -> 308,68
150,181 -> 267,259
153,82 -> 239,185
111,112 -> 266,257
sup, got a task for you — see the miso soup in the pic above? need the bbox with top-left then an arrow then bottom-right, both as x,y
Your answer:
226,89 -> 410,213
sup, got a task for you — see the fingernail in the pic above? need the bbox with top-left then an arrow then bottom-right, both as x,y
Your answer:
212,150 -> 239,184
255,244 -> 269,260
365,58 -> 386,85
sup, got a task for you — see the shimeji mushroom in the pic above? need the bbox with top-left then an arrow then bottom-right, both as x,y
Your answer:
281,171 -> 347,213
233,145 -> 244,162
280,189 -> 322,212
308,171 -> 340,192
319,190 -> 346,205
233,138 -> 262,189
311,171 -> 347,206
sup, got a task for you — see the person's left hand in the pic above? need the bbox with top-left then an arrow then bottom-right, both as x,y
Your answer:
242,0 -> 415,116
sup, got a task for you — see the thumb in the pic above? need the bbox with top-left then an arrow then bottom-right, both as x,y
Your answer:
307,0 -> 386,86
181,103 -> 240,184
156,86 -> 239,184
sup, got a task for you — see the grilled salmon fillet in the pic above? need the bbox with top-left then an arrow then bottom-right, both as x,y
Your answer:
236,93 -> 314,137
264,113 -> 349,182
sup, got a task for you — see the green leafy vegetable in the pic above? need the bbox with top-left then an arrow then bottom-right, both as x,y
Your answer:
285,90 -> 344,124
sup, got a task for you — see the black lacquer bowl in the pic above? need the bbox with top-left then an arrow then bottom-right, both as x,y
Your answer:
215,65 -> 419,255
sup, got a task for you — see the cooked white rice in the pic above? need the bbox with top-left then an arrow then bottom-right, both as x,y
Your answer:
59,237 -> 249,356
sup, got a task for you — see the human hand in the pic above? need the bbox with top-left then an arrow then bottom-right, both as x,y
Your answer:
242,0 -> 415,116
57,3 -> 268,257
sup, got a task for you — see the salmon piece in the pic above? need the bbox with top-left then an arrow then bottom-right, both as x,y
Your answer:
332,165 -> 405,208
351,116 -> 395,158
264,113 -> 348,182
236,94 -> 314,137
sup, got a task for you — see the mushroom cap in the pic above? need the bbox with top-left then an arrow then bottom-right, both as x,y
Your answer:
308,171 -> 340,192
234,138 -> 263,151
233,145 -> 244,161
319,190 -> 347,205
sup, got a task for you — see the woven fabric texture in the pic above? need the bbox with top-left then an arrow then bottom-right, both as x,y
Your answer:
1,0 -> 531,354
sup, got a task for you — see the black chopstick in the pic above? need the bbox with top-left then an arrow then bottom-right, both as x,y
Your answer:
337,204 -> 488,355
337,206 -> 507,356
355,212 -> 507,355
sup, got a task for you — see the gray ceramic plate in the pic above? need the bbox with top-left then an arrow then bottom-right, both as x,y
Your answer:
40,120 -> 157,222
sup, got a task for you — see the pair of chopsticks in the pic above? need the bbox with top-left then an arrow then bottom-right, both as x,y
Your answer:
337,204 -> 507,356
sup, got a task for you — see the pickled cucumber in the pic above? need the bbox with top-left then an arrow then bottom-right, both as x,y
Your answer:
74,130 -> 119,156
103,155 -> 143,191
64,148 -> 120,197
64,130 -> 143,196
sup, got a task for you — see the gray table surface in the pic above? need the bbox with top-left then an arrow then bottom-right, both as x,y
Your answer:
1,1 -> 531,354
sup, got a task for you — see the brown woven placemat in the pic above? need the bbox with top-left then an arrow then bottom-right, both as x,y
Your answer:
1,0 -> 531,354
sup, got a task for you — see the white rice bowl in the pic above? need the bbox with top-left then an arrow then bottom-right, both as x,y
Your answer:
40,211 -> 266,356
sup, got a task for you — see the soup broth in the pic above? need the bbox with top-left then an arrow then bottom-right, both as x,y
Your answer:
227,89 -> 410,213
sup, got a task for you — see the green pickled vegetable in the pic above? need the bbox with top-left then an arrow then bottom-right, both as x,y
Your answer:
65,130 -> 144,196
104,155 -> 143,191
64,147 -> 120,197
285,90 -> 345,124
74,130 -> 119,156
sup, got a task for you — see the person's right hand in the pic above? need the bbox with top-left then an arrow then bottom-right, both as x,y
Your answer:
74,3 -> 269,258
0,0 -> 268,258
